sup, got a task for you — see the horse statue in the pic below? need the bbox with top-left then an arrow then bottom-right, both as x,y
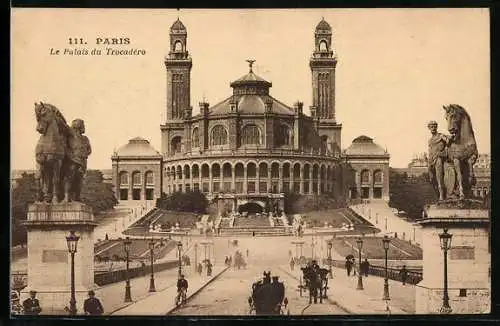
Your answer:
35,102 -> 70,203
34,102 -> 91,203
443,104 -> 478,200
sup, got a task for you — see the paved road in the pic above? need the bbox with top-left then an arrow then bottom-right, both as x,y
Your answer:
170,261 -> 346,316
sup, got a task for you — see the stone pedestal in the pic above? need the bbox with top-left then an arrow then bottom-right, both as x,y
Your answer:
21,202 -> 98,315
415,201 -> 490,314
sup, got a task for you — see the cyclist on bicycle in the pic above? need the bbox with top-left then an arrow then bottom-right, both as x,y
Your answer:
177,274 -> 189,302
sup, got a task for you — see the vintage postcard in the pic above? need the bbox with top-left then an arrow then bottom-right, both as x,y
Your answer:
10,8 -> 490,317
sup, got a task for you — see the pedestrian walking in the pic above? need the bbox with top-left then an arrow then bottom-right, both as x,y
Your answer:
83,290 -> 104,316
23,290 -> 42,315
361,258 -> 370,277
400,265 -> 409,285
246,249 -> 249,257
345,258 -> 353,276
197,262 -> 203,275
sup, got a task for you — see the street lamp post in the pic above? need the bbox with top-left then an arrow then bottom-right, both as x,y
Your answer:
177,241 -> 183,278
66,230 -> 80,315
385,216 -> 388,231
382,235 -> 391,300
327,240 -> 333,279
148,238 -> 156,292
123,237 -> 132,302
356,237 -> 364,290
194,243 -> 198,269
439,228 -> 453,314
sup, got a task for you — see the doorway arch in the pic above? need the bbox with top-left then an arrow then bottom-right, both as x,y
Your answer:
238,202 -> 264,214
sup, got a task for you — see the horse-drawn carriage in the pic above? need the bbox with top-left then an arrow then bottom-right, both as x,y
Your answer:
299,261 -> 330,304
248,272 -> 289,315
233,250 -> 247,269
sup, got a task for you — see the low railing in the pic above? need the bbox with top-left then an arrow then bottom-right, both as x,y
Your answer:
323,259 -> 423,285
94,260 -> 178,287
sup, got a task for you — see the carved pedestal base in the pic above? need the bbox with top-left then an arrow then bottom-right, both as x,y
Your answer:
21,202 -> 98,315
416,203 -> 490,314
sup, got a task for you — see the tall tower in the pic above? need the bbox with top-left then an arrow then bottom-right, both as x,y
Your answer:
161,18 -> 193,157
164,18 -> 192,121
310,18 -> 337,121
309,18 -> 342,154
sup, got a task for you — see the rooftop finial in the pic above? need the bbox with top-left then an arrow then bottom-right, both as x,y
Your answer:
246,59 -> 256,73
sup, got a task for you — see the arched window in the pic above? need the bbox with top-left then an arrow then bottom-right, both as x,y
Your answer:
145,171 -> 154,185
276,124 -> 292,146
119,171 -> 129,185
132,171 -> 141,186
174,40 -> 183,52
201,164 -> 209,178
319,40 -> 328,51
192,128 -> 199,148
192,165 -> 200,178
259,163 -> 268,177
242,124 -> 261,145
235,163 -> 244,178
361,170 -> 370,184
304,165 -> 311,179
223,163 -> 232,178
247,163 -> 257,178
211,125 -> 228,146
373,170 -> 383,184
184,165 -> 190,179
283,163 -> 290,178
212,163 -> 221,178
293,164 -> 301,179
171,136 -> 182,153
271,163 -> 280,178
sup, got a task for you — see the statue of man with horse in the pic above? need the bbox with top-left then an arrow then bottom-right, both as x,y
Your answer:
34,102 -> 92,204
427,104 -> 480,204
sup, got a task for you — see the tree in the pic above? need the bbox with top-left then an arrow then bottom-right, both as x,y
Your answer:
388,169 -> 437,219
156,190 -> 208,213
11,170 -> 118,246
11,173 -> 38,246
80,170 -> 118,214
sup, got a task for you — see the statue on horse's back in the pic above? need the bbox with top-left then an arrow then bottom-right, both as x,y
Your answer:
34,102 -> 91,203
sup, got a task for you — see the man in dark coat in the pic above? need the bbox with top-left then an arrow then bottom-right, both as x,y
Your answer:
23,290 -> 42,315
361,258 -> 370,277
83,290 -> 104,316
400,265 -> 409,285
345,258 -> 353,276
271,276 -> 285,313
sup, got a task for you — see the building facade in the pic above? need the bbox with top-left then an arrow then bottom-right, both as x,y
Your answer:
343,136 -> 390,201
110,18 -> 391,210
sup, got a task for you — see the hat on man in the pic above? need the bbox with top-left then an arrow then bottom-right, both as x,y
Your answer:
427,120 -> 438,126
88,290 -> 95,296
272,276 -> 279,280
29,290 -> 37,294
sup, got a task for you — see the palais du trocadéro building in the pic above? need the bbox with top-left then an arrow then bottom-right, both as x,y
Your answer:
111,18 -> 390,212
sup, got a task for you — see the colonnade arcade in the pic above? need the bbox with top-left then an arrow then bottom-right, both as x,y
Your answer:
118,170 -> 155,201
164,160 -> 338,195
350,169 -> 384,199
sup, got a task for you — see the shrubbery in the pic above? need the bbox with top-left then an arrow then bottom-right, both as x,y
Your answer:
156,190 -> 208,213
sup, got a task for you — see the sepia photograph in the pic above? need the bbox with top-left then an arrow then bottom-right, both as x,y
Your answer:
10,8 -> 490,317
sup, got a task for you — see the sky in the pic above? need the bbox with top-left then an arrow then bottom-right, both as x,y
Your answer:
11,8 -> 490,170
